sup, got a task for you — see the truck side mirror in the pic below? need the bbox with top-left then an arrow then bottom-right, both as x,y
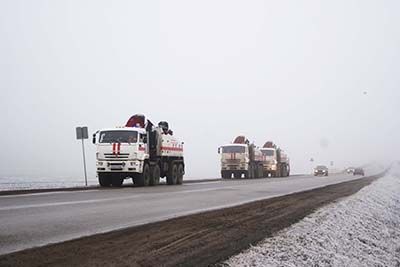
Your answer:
218,147 -> 221,154
92,134 -> 96,144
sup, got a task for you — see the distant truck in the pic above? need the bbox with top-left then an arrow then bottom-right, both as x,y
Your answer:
260,141 -> 290,177
93,114 -> 185,187
219,136 -> 264,179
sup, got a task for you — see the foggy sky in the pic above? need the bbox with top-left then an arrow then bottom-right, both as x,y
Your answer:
0,0 -> 399,180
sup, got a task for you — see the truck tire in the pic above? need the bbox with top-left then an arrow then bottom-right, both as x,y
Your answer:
149,165 -> 160,186
221,171 -> 231,179
98,173 -> 111,187
258,165 -> 263,178
136,164 -> 150,186
111,175 -> 124,187
176,164 -> 184,185
167,164 -> 177,185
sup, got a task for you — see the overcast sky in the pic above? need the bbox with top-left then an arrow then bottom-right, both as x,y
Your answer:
0,0 -> 399,180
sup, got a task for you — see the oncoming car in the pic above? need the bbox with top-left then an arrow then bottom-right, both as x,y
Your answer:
353,168 -> 365,176
314,165 -> 329,176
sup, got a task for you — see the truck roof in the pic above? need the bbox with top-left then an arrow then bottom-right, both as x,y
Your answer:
99,127 -> 146,134
222,143 -> 247,147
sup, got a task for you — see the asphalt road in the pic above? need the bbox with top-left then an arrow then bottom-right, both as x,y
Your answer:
0,172 -> 375,255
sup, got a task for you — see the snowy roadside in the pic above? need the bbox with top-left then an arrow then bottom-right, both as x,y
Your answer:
225,169 -> 400,267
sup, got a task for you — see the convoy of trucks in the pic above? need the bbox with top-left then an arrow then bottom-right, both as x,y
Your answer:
219,136 -> 264,179
218,137 -> 290,179
92,114 -> 291,185
93,114 -> 185,187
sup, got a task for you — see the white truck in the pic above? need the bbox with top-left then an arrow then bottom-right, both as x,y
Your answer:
218,136 -> 264,179
260,141 -> 290,177
93,114 -> 185,187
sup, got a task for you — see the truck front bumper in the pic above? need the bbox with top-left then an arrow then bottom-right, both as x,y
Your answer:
263,164 -> 277,171
96,160 -> 143,173
221,163 -> 248,171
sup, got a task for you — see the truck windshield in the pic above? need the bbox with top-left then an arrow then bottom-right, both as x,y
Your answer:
261,150 -> 274,156
99,131 -> 138,143
222,146 -> 245,153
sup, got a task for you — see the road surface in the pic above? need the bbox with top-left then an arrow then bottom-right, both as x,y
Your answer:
0,172 -> 373,255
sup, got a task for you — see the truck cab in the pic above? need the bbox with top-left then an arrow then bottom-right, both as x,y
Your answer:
219,144 -> 249,178
95,128 -> 147,173
260,147 -> 277,177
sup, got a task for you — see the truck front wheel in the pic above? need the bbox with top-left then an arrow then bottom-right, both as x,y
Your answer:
221,171 -> 231,179
98,173 -> 111,187
111,175 -> 124,187
150,165 -> 161,186
135,164 -> 150,186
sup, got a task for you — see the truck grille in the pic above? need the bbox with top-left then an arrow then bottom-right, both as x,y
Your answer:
225,159 -> 240,164
109,162 -> 125,170
104,153 -> 129,159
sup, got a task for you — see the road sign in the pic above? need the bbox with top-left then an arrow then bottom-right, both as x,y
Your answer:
76,126 -> 88,186
76,127 -> 88,140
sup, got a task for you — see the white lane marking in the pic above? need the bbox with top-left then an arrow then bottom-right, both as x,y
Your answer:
0,190 -> 101,199
184,181 -> 221,186
0,187 -> 232,211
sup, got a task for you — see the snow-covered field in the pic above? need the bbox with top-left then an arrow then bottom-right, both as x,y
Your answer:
226,169 -> 400,267
0,176 -> 99,191
0,175 -> 217,191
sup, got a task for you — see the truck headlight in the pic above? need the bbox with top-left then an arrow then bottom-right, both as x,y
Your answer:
97,161 -> 103,166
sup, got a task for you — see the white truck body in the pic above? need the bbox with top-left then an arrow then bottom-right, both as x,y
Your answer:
219,142 -> 264,179
261,143 -> 290,177
220,144 -> 250,172
94,117 -> 185,187
260,148 -> 277,173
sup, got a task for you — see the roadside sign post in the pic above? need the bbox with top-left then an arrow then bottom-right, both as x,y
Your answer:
76,127 -> 89,186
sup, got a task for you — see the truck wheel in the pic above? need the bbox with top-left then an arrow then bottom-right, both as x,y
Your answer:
176,164 -> 184,185
221,171 -> 231,179
167,164 -> 177,185
136,164 -> 150,186
150,165 -> 161,186
258,166 -> 263,178
98,173 -> 111,187
111,175 -> 124,187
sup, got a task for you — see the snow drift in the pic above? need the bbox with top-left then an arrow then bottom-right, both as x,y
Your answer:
226,170 -> 400,267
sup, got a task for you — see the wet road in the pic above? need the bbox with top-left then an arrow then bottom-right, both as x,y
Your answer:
0,172 -> 374,255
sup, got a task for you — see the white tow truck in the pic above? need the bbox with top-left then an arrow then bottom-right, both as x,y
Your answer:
93,114 -> 185,187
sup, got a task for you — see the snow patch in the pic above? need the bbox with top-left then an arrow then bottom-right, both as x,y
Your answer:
226,171 -> 400,267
